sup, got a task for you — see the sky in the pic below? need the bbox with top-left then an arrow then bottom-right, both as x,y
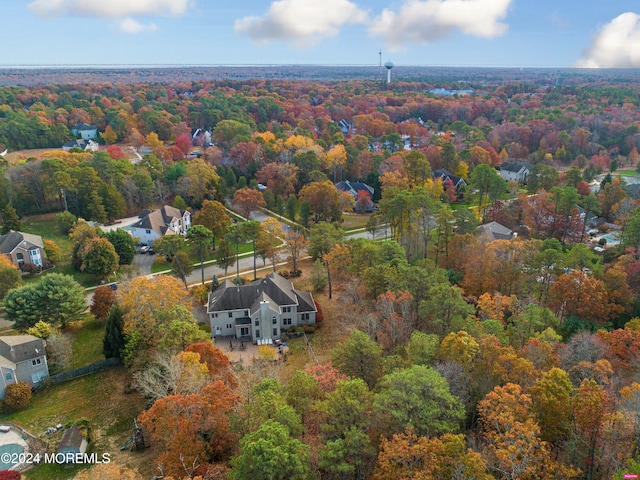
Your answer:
1,0 -> 640,68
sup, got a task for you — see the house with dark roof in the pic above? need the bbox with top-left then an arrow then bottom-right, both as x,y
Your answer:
129,205 -> 191,246
71,123 -> 98,140
57,425 -> 88,462
335,180 -> 374,198
432,169 -> 467,190
500,162 -> 533,183
0,335 -> 49,399
207,273 -> 317,341
0,230 -> 45,269
477,221 -> 517,242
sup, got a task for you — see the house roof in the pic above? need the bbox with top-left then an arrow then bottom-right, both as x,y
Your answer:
131,205 -> 189,236
0,335 -> 46,364
624,183 -> 640,199
208,273 -> 316,314
478,221 -> 514,241
432,169 -> 467,188
335,180 -> 374,196
57,425 -> 86,452
500,161 -> 533,173
71,123 -> 97,131
0,230 -> 44,254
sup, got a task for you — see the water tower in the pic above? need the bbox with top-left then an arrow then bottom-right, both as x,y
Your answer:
384,61 -> 394,84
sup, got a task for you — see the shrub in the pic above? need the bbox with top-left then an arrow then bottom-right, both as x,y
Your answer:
191,284 -> 209,306
90,286 -> 117,321
0,470 -> 22,479
279,270 -> 290,278
232,277 -> 245,285
4,382 -> 32,411
19,263 -> 39,276
43,240 -> 61,264
26,320 -> 53,339
56,211 -> 77,234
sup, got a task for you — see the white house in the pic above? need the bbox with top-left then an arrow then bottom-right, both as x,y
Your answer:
62,139 -> 99,152
71,123 -> 98,140
207,273 -> 317,341
500,162 -> 533,183
130,205 -> 191,246
0,335 -> 49,399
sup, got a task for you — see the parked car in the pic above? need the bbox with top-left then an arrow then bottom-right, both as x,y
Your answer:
147,247 -> 155,255
140,246 -> 150,254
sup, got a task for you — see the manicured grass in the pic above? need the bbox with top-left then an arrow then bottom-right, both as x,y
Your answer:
21,213 -> 73,259
66,316 -> 106,369
150,242 -> 255,273
619,169 -> 640,177
341,213 -> 371,231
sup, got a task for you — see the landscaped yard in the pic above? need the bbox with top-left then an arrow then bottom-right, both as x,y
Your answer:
21,213 -> 73,258
619,169 -> 640,177
341,213 -> 371,231
66,316 -> 106,369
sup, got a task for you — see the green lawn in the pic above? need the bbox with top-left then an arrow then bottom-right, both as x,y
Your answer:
151,242 -> 255,273
67,316 -> 106,369
341,213 -> 371,231
21,213 -> 73,259
619,169 -> 640,177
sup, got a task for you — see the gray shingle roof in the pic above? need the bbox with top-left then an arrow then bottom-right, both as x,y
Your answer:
131,205 -> 189,236
478,221 -> 514,241
0,335 -> 46,364
500,161 -> 533,173
0,230 -> 43,254
208,273 -> 316,314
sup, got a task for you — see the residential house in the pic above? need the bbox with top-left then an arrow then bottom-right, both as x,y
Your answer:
207,273 -> 317,341
71,123 -> 98,140
57,425 -> 88,462
477,221 -> 517,242
62,139 -> 99,152
0,335 -> 49,399
432,169 -> 467,190
335,180 -> 374,198
130,205 -> 191,246
0,230 -> 45,269
500,162 -> 533,183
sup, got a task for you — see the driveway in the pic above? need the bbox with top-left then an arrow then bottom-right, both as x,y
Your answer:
133,251 -> 157,275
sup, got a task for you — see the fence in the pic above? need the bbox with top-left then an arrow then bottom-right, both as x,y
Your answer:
48,357 -> 120,384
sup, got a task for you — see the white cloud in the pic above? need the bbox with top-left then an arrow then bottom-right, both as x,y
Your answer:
369,0 -> 512,50
119,17 -> 158,34
576,13 -> 640,68
235,0 -> 368,48
28,0 -> 189,18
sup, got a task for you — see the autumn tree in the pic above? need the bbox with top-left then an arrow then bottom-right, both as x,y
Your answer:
373,431 -> 492,480
79,237 -> 119,277
256,218 -> 283,272
138,381 -> 236,479
187,224 -> 213,285
193,199 -> 231,249
550,271 -> 611,325
232,188 -> 266,219
0,256 -> 20,300
285,229 -> 307,273
90,285 -> 117,321
298,181 -> 345,222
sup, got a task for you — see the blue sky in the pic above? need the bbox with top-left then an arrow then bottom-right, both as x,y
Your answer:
1,0 -> 640,68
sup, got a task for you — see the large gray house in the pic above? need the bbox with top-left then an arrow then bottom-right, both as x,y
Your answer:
207,273 -> 317,341
0,335 -> 49,399
129,205 -> 191,246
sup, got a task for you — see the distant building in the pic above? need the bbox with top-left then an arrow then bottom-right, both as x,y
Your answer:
432,169 -> 467,190
71,123 -> 98,140
500,162 -> 533,183
478,221 -> 517,242
428,88 -> 473,96
335,180 -> 374,198
0,335 -> 49,399
0,230 -> 45,269
130,205 -> 191,246
207,273 -> 316,341
62,139 -> 99,152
